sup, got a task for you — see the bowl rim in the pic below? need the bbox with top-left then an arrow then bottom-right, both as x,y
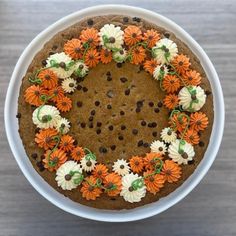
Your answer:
4,4 -> 224,222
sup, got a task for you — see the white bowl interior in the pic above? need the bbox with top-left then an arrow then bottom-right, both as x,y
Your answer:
4,5 -> 224,222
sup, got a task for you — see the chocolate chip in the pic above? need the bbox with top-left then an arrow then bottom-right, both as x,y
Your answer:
99,147 -> 107,153
199,141 -> 205,147
31,153 -> 38,160
125,89 -> 130,96
164,32 -> 170,38
88,122 -> 93,128
136,107 -> 141,113
152,131 -> 158,137
89,116 -> 93,122
82,87 -> 88,92
41,60 -> 47,66
141,120 -> 146,126
143,143 -> 149,148
77,101 -> 83,107
149,102 -> 154,107
91,110 -> 96,116
74,140 -> 78,145
16,113 -> 21,119
133,17 -> 141,22
107,90 -> 114,98
49,52 -> 54,56
120,77 -> 128,83
137,100 -> 144,108
154,108 -> 160,113
107,76 -> 112,81
111,145 -> 116,151
95,101 -> 100,106
137,140 -> 143,147
81,122 -> 86,128
107,104 -> 112,109
121,125 -> 126,130
188,160 -> 195,165
97,122 -> 102,127
117,63 -> 122,68
118,135 -> 124,140
120,111 -> 125,116
152,122 -> 157,128
52,45 -> 58,50
77,85 -> 82,90
148,123 -> 153,128
158,101 -> 163,107
87,19 -> 94,26
108,125 -> 113,131
123,17 -> 129,23
35,128 -> 40,133
206,90 -> 212,96
132,129 -> 138,135
96,129 -> 101,134
106,71 -> 111,76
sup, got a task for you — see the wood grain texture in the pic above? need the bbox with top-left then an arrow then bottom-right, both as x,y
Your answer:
0,0 -> 235,235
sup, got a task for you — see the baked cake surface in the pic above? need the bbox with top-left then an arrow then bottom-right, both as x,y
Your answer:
17,15 -> 213,209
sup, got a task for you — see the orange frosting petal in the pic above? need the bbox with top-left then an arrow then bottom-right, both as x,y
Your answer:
59,135 -> 74,152
143,59 -> 158,74
100,49 -> 112,64
143,152 -> 163,171
172,54 -> 191,74
124,25 -> 142,46
169,113 -> 189,133
131,46 -> 146,65
143,29 -> 160,48
38,69 -> 58,89
103,173 -> 122,197
161,160 -> 182,183
163,94 -> 179,110
84,49 -> 100,68
183,69 -> 202,86
92,164 -> 108,180
190,112 -> 209,131
129,156 -> 144,173
56,96 -> 72,112
35,128 -> 58,150
184,128 -> 200,145
48,86 -> 65,103
71,146 -> 85,161
80,28 -> 100,48
163,74 -> 181,93
64,38 -> 83,59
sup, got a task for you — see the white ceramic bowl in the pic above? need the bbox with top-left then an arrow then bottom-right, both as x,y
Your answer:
5,5 -> 224,222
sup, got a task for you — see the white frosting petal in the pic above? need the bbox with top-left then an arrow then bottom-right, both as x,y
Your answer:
61,78 -> 77,93
160,127 -> 177,143
178,86 -> 206,112
113,48 -> 127,63
99,24 -> 124,50
168,139 -> 195,165
80,156 -> 97,172
74,61 -> 89,78
112,159 -> 130,176
55,117 -> 70,134
56,161 -> 83,190
120,173 -> 146,203
32,105 -> 61,129
152,38 -> 178,64
46,52 -> 74,79
150,140 -> 167,155
153,65 -> 169,80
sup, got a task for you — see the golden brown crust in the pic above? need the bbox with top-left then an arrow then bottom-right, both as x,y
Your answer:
17,15 -> 213,210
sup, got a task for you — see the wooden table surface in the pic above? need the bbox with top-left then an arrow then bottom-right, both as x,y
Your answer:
0,0 -> 235,235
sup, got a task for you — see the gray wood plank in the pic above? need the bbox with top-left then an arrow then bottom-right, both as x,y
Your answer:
0,0 -> 235,235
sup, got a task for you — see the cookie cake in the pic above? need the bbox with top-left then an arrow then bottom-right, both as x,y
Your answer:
17,15 -> 213,210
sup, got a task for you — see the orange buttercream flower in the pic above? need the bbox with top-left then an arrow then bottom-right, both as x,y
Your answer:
59,135 -> 74,152
100,49 -> 112,64
84,49 -> 100,68
24,85 -> 48,107
129,156 -> 144,173
183,70 -> 202,86
163,94 -> 179,110
35,128 -> 58,150
80,28 -> 100,48
43,149 -> 67,172
190,112 -> 209,131
143,152 -> 163,171
71,146 -> 85,161
184,128 -> 200,145
80,176 -> 102,200
64,38 -> 83,59
143,29 -> 160,48
144,170 -> 165,195
131,46 -> 146,65
172,54 -> 191,74
103,173 -> 122,197
38,69 -> 58,89
48,86 -> 65,103
143,59 -> 158,74
92,164 -> 108,180
161,160 -> 182,183
124,25 -> 142,46
163,74 -> 181,93
56,96 -> 72,112
169,113 -> 189,133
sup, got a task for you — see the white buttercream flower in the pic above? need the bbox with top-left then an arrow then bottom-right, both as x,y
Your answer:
120,173 -> 146,203
113,48 -> 127,63
168,139 -> 195,165
161,127 -> 177,143
56,161 -> 83,190
74,61 -> 89,78
99,24 -> 124,50
113,159 -> 130,176
152,38 -> 178,64
55,118 -> 70,134
61,78 -> 77,93
80,156 -> 97,172
150,140 -> 167,155
32,105 -> 61,129
178,86 -> 206,112
153,64 -> 169,80
46,52 -> 74,79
